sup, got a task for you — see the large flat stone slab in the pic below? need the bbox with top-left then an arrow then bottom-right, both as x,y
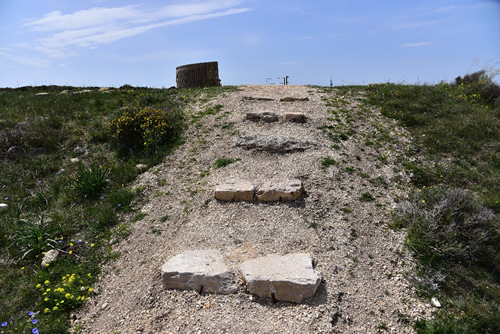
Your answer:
239,253 -> 322,303
256,180 -> 304,201
161,249 -> 238,294
215,180 -> 255,201
236,134 -> 314,153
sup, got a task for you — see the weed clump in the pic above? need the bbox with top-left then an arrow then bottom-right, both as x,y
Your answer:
360,192 -> 375,202
11,215 -> 59,261
74,163 -> 109,199
320,157 -> 337,170
397,186 -> 497,266
214,157 -> 240,169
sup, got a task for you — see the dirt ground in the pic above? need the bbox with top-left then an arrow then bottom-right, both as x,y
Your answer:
73,85 -> 431,333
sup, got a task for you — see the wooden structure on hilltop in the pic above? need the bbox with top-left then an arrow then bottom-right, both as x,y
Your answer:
176,61 -> 221,88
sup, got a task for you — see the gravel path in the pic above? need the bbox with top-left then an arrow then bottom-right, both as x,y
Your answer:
73,85 -> 431,333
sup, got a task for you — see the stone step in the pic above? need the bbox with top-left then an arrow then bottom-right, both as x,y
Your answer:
214,180 -> 255,202
236,134 -> 314,153
245,112 -> 279,123
245,112 -> 306,123
161,249 -> 238,294
256,180 -> 304,202
284,112 -> 306,123
280,97 -> 309,102
161,250 -> 322,303
239,253 -> 322,303
214,179 -> 304,202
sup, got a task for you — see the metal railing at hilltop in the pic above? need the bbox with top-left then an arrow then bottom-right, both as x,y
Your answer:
266,76 -> 289,85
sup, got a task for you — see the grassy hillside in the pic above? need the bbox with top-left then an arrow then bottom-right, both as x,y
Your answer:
362,71 -> 500,333
0,73 -> 499,333
0,85 -> 236,333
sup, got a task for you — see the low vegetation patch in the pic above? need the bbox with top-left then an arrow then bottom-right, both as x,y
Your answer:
213,157 -> 240,169
320,157 -> 337,170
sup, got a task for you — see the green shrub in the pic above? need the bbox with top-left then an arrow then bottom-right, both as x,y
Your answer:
108,105 -> 184,155
397,186 -> 498,267
455,70 -> 500,103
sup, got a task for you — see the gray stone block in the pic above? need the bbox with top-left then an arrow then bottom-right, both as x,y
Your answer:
284,113 -> 306,122
239,253 -> 322,303
256,180 -> 304,202
161,249 -> 238,294
215,180 -> 255,201
236,134 -> 314,153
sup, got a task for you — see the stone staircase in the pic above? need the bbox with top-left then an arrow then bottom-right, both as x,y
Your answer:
161,92 -> 321,303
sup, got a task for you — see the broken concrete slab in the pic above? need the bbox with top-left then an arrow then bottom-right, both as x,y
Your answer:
239,253 -> 322,303
242,96 -> 274,101
161,249 -> 238,294
236,134 -> 314,153
256,180 -> 304,202
215,180 -> 255,201
245,112 -> 261,121
245,112 -> 278,123
280,97 -> 309,102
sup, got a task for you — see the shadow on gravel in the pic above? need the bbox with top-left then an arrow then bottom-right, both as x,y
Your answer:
246,278 -> 329,308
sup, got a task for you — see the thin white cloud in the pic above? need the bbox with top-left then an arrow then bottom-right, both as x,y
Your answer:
0,50 -> 49,67
393,20 -> 439,30
430,2 -> 497,14
399,41 -> 434,48
36,8 -> 250,49
24,1 -> 246,31
6,1 -> 251,62
24,6 -> 144,31
431,5 -> 458,14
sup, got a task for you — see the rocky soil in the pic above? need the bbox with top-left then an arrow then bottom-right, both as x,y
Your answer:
73,85 -> 432,333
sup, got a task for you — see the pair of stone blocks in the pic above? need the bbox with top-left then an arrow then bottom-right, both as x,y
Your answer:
161,249 -> 322,303
214,179 -> 304,202
246,112 -> 306,123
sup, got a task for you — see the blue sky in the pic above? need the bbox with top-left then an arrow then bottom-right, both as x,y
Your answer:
0,0 -> 499,87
